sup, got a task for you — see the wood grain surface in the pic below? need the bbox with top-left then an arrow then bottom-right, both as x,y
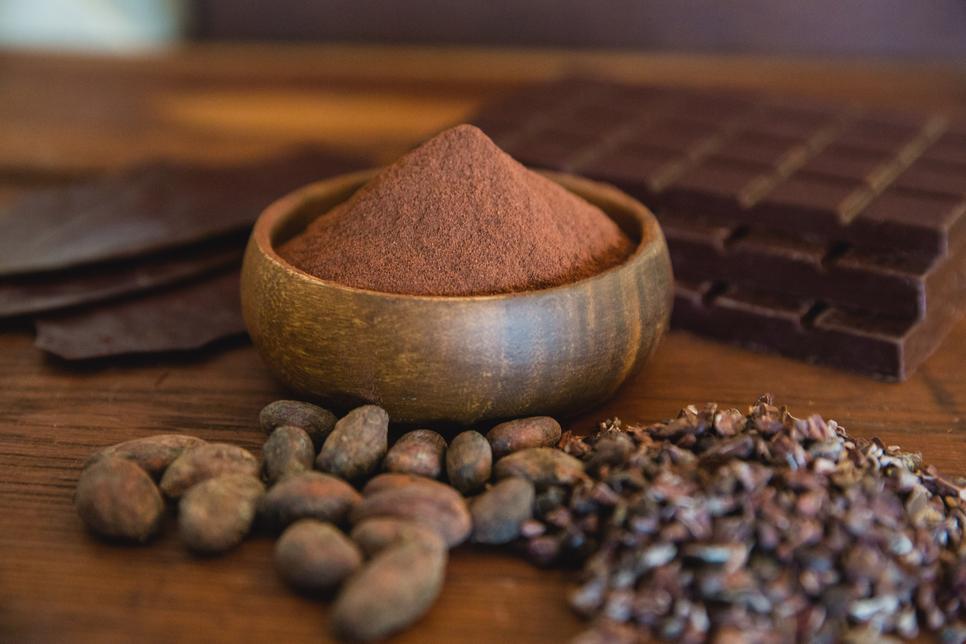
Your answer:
0,44 -> 964,643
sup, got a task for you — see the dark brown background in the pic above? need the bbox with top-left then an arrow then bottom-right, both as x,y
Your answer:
0,45 -> 965,643
194,1 -> 966,59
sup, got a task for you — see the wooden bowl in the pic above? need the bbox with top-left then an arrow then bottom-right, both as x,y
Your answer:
241,169 -> 673,425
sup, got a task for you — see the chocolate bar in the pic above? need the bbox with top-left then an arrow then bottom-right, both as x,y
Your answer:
0,234 -> 243,318
469,79 -> 966,378
662,214 -> 962,320
672,274 -> 966,380
0,147 -> 370,276
34,270 -> 245,360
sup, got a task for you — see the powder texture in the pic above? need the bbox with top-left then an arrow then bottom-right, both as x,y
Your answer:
279,124 -> 633,296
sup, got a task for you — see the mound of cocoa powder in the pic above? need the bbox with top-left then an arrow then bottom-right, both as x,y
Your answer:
279,125 -> 633,296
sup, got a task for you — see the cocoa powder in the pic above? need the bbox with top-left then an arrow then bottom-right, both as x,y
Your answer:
279,125 -> 633,296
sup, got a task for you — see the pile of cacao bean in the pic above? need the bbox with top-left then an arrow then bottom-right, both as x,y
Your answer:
74,395 -> 965,643
76,400 -> 562,641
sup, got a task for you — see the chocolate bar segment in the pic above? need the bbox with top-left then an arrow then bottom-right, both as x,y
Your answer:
627,118 -> 721,155
576,146 -> 680,202
849,190 -> 966,257
798,144 -> 898,188
659,160 -> 771,217
922,131 -> 966,167
709,131 -> 808,171
894,159 -> 966,198
752,175 -> 871,234
833,116 -> 932,157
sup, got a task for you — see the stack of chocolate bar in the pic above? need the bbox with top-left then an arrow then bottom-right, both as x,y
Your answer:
0,149 -> 368,360
469,79 -> 966,379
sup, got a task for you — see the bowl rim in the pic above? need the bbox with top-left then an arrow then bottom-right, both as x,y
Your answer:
250,167 -> 664,303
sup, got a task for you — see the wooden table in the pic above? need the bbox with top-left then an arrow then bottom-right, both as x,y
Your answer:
1,45 -> 964,643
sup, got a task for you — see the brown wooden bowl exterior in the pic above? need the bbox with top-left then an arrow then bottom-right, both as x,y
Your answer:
241,168 -> 672,424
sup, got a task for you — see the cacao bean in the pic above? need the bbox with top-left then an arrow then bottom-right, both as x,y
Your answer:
350,517 -> 446,557
332,538 -> 447,641
159,443 -> 259,499
384,429 -> 446,479
470,477 -> 535,544
75,456 -> 164,542
258,471 -> 361,531
316,405 -> 389,481
363,472 -> 456,497
446,430 -> 492,494
274,520 -> 362,592
351,483 -> 471,548
259,399 -> 336,450
262,425 -> 314,483
486,417 -> 561,460
178,474 -> 265,553
85,434 -> 206,479
493,447 -> 585,488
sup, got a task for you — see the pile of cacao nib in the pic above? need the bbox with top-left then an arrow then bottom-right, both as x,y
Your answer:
526,395 -> 965,643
